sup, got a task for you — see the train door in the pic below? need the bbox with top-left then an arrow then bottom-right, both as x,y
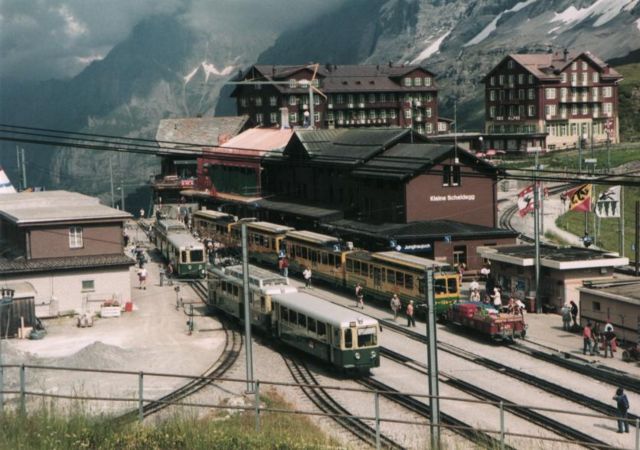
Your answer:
373,266 -> 382,289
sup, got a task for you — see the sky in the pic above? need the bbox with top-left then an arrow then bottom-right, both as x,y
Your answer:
0,0 -> 344,81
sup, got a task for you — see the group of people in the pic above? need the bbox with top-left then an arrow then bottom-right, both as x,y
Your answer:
582,321 -> 618,358
561,301 -> 580,330
468,278 -> 525,315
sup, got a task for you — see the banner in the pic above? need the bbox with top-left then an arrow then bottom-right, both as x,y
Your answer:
595,186 -> 621,218
567,184 -> 592,212
517,185 -> 535,217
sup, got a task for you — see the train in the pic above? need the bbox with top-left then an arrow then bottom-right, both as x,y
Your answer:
207,264 -> 380,372
153,219 -> 206,278
192,210 -> 460,316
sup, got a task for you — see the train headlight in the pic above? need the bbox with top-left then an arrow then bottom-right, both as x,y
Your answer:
354,352 -> 360,360
370,350 -> 376,359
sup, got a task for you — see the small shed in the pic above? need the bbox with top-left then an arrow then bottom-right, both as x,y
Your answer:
0,282 -> 37,338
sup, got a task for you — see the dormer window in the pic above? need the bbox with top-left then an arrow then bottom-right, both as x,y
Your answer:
404,77 -> 412,87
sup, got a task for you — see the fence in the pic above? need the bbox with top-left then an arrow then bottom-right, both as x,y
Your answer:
0,363 -> 638,450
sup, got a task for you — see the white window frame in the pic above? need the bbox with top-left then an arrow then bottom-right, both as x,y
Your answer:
561,73 -> 567,83
269,112 -> 278,124
269,96 -> 277,106
289,112 -> 297,123
592,72 -> 599,84
404,109 -> 412,119
288,95 -> 297,106
69,226 -> 83,249
424,77 -> 431,87
404,77 -> 412,87
413,77 -> 422,87
528,105 -> 535,117
255,97 -> 262,107
81,280 -> 95,292
489,106 -> 496,118
489,90 -> 496,101
255,113 -> 263,124
528,89 -> 535,100
545,88 -> 556,100
518,74 -> 524,84
603,86 -> 612,97
368,93 -> 376,104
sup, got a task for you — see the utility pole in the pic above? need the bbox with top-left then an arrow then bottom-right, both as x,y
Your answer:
109,157 -> 115,208
578,135 -> 582,174
635,201 -> 639,277
20,148 -> 26,191
534,149 -> 542,314
620,186 -> 625,257
241,223 -> 254,393
425,268 -> 440,449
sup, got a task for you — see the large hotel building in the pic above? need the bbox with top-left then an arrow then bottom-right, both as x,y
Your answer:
483,50 -> 622,152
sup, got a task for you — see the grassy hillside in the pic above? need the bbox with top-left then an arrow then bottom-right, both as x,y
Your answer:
615,62 -> 640,142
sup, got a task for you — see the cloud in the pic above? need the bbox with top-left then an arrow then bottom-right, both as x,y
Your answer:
0,0 -> 345,81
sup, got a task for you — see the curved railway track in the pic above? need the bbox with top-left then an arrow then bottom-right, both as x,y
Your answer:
355,376 -> 515,450
116,281 -> 242,422
380,346 -> 610,450
281,355 -> 404,450
382,320 -> 639,421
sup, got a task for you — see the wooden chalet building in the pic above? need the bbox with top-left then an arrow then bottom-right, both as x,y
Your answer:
232,63 -> 448,136
483,50 -> 623,152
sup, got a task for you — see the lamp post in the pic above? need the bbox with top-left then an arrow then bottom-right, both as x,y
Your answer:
0,287 -> 15,412
116,185 -> 125,212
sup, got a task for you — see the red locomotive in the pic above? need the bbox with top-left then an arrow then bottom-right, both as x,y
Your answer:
447,302 -> 526,341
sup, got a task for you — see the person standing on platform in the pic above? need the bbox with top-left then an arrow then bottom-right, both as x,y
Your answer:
390,294 -> 401,321
492,287 -> 502,311
138,266 -> 148,290
612,388 -> 630,433
582,322 -> 593,355
303,267 -> 312,289
166,262 -> 174,286
406,300 -> 416,327
561,303 -> 572,331
469,278 -> 480,292
604,328 -> 616,358
569,300 -> 579,329
355,283 -> 364,309
282,256 -> 289,278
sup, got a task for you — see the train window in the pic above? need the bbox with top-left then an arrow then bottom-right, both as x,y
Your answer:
396,272 -> 404,286
310,250 -> 318,263
405,274 -> 414,290
333,328 -> 340,346
289,310 -> 298,324
301,247 -> 308,259
346,259 -> 353,272
357,327 -> 377,347
344,329 -> 353,348
334,254 -> 341,268
317,322 -> 326,336
281,306 -> 289,322
387,270 -> 396,284
233,285 -> 239,297
363,264 -> 370,278
295,245 -> 302,257
354,260 -> 361,274
297,313 -> 306,328
447,277 -> 458,294
271,239 -> 276,250
435,278 -> 446,294
191,249 -> 204,262
221,282 -> 227,293
418,278 -> 424,294
181,250 -> 187,262
308,317 -> 317,333
321,252 -> 328,265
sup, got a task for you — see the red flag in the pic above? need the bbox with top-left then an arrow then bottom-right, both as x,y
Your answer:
567,184 -> 592,212
517,185 -> 535,217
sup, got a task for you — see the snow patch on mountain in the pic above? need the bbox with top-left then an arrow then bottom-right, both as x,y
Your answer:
464,0 -> 539,47
551,0 -> 638,28
184,61 -> 235,84
411,30 -> 451,63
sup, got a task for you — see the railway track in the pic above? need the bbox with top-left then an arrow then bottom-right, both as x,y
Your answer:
380,346 -> 610,450
382,320 -> 639,421
281,355 -> 404,450
355,376 -> 515,450
115,281 -> 242,422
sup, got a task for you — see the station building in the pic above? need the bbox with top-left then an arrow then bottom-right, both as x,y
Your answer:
0,191 -> 133,317
478,244 -> 629,312
578,280 -> 640,344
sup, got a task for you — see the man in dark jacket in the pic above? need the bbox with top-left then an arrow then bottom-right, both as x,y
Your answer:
613,387 -> 630,433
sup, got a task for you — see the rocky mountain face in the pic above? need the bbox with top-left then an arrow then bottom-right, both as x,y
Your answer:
1,0 -> 638,202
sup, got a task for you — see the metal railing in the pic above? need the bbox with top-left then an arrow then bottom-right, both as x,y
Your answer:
0,363 -> 638,450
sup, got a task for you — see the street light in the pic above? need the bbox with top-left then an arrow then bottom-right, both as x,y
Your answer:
0,287 -> 15,412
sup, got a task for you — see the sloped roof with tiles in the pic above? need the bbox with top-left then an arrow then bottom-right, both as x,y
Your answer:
155,116 -> 250,151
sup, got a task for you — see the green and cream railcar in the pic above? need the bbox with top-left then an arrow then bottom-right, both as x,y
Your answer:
153,219 -> 187,248
346,251 -> 459,316
283,230 -> 350,285
271,291 -> 380,372
161,232 -> 206,278
206,264 -> 296,330
241,222 -> 294,266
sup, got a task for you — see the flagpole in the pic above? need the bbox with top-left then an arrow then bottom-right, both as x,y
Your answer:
534,150 -> 541,314
620,186 -> 625,257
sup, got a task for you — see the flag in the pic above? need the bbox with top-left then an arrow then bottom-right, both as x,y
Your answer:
567,184 -> 592,212
517,185 -> 535,217
595,186 -> 621,218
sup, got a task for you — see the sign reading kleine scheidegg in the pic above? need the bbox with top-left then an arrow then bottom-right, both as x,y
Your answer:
429,194 -> 476,202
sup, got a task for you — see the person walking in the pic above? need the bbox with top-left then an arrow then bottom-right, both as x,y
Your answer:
569,300 -> 579,329
561,303 -> 572,331
303,267 -> 312,289
406,300 -> 416,327
390,294 -> 401,321
355,283 -> 364,309
282,256 -> 289,278
138,267 -> 148,290
612,388 -> 630,433
582,322 -> 593,355
166,262 -> 174,286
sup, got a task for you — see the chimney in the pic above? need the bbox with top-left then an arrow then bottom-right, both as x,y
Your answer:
563,48 -> 569,61
280,107 -> 290,129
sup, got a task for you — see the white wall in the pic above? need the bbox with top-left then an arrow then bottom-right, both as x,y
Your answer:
6,267 -> 132,317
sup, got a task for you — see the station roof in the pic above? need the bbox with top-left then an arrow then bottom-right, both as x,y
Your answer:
0,254 -> 135,275
0,191 -> 131,225
255,198 -> 343,221
324,219 -> 518,240
578,281 -> 640,306
478,245 -> 629,270
155,116 -> 250,152
351,143 -> 452,180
